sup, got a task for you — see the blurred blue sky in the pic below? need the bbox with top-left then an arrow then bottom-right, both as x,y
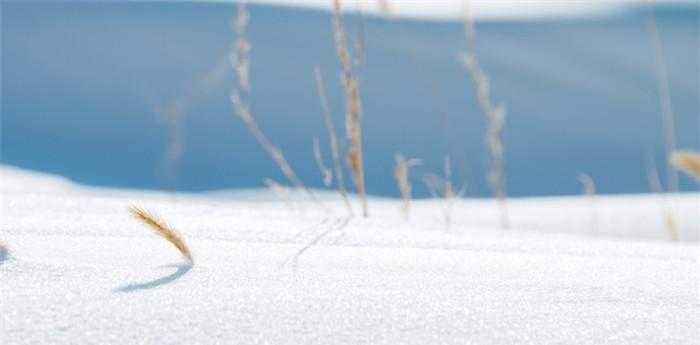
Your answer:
1,1 -> 698,197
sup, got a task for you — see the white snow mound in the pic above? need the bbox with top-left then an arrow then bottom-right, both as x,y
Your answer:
0,166 -> 698,344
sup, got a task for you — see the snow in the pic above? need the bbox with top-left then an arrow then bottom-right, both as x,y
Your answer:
1,165 -> 698,344
207,0 -> 697,21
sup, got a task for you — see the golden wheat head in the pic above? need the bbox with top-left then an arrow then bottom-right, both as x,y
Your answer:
670,151 -> 700,181
129,206 -> 193,264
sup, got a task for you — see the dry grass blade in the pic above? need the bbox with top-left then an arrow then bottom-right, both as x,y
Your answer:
646,156 -> 679,241
577,173 -> 596,196
424,157 -> 466,230
461,3 -> 509,229
647,13 -> 679,192
129,206 -> 193,264
156,58 -> 230,191
264,178 -> 296,211
670,151 -> 700,181
332,0 -> 368,217
314,67 -> 353,215
577,173 -> 599,234
313,137 -> 333,187
230,3 -> 326,212
394,154 -> 421,220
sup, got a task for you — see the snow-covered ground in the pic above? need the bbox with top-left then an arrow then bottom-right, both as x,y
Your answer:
1,166 -> 698,344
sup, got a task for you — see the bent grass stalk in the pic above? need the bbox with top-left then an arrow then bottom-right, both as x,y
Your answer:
230,3 -> 326,211
332,0 -> 368,217
394,154 -> 421,220
129,206 -> 193,263
461,4 -> 509,229
314,67 -> 354,216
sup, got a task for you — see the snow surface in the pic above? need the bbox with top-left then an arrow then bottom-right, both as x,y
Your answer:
1,165 -> 698,344
208,0 -> 697,21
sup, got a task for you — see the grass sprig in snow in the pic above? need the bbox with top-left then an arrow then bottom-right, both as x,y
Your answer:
129,206 -> 193,264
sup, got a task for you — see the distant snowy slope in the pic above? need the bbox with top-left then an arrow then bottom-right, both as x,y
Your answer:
1,166 -> 698,344
213,0 -> 696,20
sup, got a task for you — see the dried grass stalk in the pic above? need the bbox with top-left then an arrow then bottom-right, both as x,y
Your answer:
332,0 -> 368,217
157,58 -> 230,191
394,154 -> 421,220
662,210 -> 679,241
313,137 -> 333,187
461,5 -> 509,229
424,157 -> 466,230
314,67 -> 354,215
230,3 -> 325,211
670,151 -> 700,181
129,206 -> 193,263
577,173 -> 599,234
647,13 -> 679,192
646,156 -> 679,241
264,178 -> 296,210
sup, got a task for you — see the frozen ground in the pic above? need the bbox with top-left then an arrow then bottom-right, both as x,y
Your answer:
0,166 -> 698,344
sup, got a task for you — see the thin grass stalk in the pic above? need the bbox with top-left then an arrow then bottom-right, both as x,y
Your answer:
461,5 -> 509,229
313,137 -> 333,187
264,178 -> 296,211
646,156 -> 679,241
332,0 -> 368,217
230,3 -> 326,211
393,154 -> 420,220
647,12 -> 679,193
158,58 -> 230,192
424,157 -> 466,230
577,173 -> 599,234
314,67 -> 354,215
129,206 -> 193,263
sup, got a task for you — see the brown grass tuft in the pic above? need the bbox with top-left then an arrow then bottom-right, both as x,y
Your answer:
332,0 -> 368,217
670,151 -> 700,181
129,206 -> 193,264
